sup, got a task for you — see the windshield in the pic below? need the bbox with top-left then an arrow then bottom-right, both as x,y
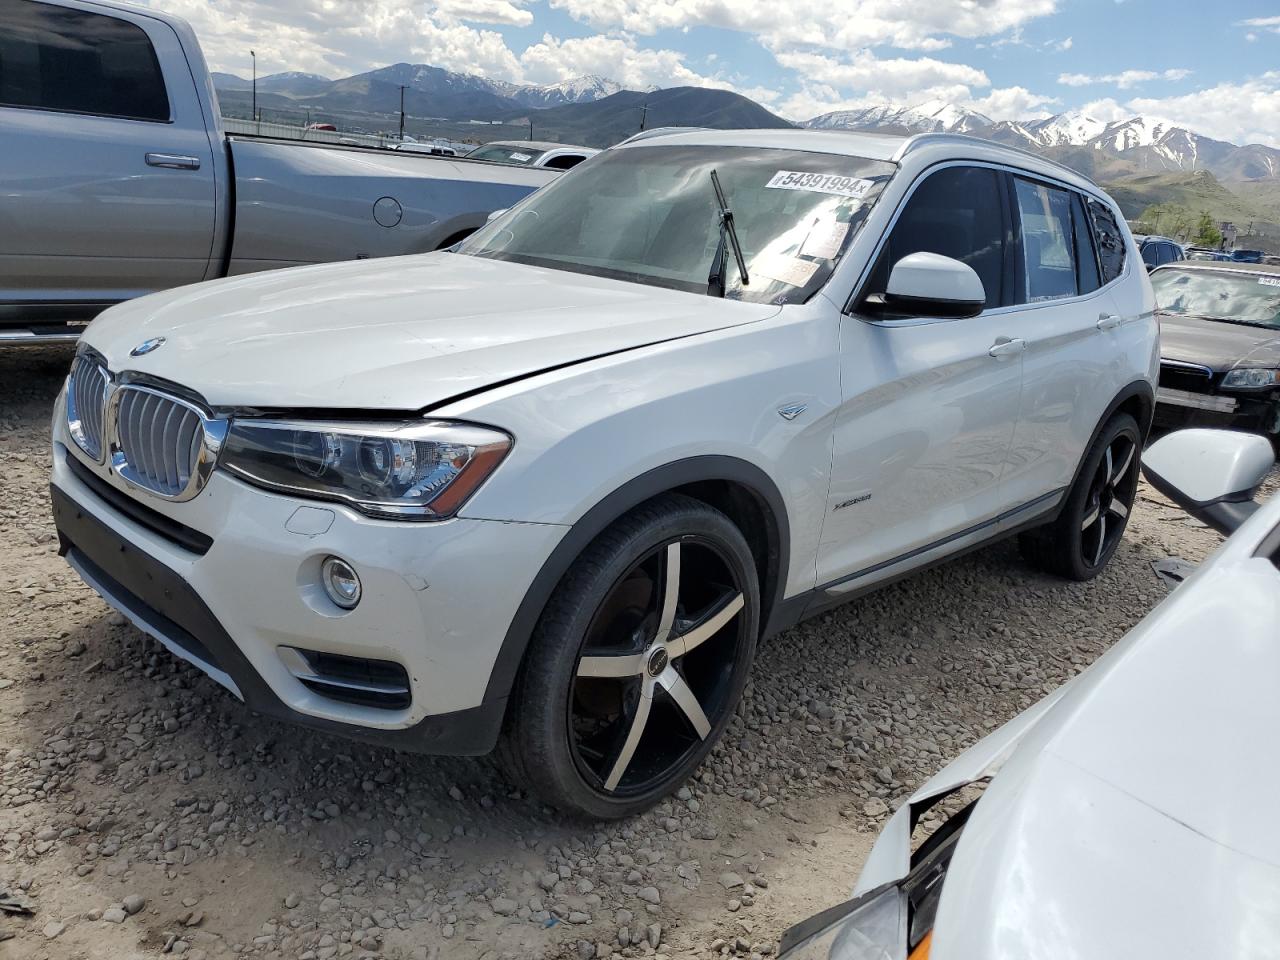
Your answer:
1151,268 -> 1280,328
457,144 -> 895,304
466,144 -> 545,165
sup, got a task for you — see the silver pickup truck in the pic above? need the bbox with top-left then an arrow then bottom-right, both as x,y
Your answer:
0,0 -> 559,345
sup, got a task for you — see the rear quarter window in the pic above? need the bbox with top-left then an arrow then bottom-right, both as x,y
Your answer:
0,0 -> 170,122
1087,199 -> 1126,284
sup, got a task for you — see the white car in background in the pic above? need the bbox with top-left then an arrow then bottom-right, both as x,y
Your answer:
778,427 -> 1279,960
51,129 -> 1155,818
464,139 -> 599,169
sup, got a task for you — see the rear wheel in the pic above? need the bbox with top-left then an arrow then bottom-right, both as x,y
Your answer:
1019,412 -> 1141,580
501,494 -> 759,819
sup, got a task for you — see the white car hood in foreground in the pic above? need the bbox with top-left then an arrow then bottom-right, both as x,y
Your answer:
81,253 -> 778,410
856,493 -> 1280,959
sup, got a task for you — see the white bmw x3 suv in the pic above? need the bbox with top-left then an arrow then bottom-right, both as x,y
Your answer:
50,129 -> 1157,818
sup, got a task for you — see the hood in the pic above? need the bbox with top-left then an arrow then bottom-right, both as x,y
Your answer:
82,253 -> 778,410
855,492 -> 1280,959
1159,312 -> 1280,372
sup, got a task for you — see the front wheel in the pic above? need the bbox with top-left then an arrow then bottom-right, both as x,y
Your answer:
1019,412 -> 1141,581
501,494 -> 760,819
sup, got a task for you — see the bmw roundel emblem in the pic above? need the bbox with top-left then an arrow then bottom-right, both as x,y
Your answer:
130,337 -> 166,357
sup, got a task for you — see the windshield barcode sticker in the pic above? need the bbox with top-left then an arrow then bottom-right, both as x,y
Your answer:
766,171 -> 874,199
1259,276 -> 1280,287
509,152 -> 532,162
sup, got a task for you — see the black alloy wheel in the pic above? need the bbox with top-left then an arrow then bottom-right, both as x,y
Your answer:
1019,412 -> 1142,581
502,494 -> 760,819
568,537 -> 748,796
1079,432 -> 1138,568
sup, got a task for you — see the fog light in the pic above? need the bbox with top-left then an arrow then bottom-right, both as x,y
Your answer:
321,556 -> 361,609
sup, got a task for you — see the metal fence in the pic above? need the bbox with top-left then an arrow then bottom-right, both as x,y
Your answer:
221,118 -> 471,155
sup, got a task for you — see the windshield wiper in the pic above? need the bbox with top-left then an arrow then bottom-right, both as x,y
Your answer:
707,169 -> 749,298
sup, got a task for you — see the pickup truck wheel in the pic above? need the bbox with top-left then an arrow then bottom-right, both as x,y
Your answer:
501,494 -> 759,819
1019,412 -> 1141,581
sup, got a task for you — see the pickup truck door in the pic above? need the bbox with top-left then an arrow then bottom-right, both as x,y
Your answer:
817,165 -> 1024,592
0,1 -> 218,310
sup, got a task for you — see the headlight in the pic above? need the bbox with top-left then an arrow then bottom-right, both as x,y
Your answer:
219,419 -> 511,520
777,883 -> 908,960
1221,368 -> 1280,389
778,798 -> 973,960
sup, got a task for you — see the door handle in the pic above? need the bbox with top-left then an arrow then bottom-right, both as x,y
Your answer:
145,152 -> 201,170
1096,313 -> 1122,331
988,337 -> 1026,360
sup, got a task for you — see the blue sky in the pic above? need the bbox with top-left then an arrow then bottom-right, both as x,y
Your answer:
153,0 -> 1280,145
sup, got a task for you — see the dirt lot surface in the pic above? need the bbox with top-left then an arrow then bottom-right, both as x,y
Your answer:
0,344 -> 1258,959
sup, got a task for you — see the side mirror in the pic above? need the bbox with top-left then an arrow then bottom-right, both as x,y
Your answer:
486,208 -> 508,223
1142,429 -> 1275,535
878,252 -> 986,319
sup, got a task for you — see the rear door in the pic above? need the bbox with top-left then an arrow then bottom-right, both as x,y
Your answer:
1001,177 -> 1124,506
819,165 -> 1024,586
0,0 -> 217,309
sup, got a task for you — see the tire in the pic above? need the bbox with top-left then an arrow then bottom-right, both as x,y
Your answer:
500,493 -> 760,819
1019,412 -> 1141,581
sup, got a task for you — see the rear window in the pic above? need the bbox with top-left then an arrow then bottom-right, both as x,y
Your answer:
467,144 -> 546,165
0,0 -> 169,122
1087,200 -> 1126,284
1014,178 -> 1079,302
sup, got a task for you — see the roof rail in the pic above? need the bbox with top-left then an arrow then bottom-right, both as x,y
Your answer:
893,132 -> 1101,188
614,126 -> 709,147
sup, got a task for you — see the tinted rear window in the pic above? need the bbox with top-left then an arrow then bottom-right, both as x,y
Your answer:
1087,200 -> 1126,284
0,0 -> 169,122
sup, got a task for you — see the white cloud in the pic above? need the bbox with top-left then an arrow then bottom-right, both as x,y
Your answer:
1078,97 -> 1134,122
1126,73 -> 1280,147
518,33 -> 714,89
969,85 -> 1059,120
147,0 -> 528,79
1052,36 -> 1073,51
547,0 -> 1056,53
1237,15 -> 1280,34
1058,68 -> 1191,89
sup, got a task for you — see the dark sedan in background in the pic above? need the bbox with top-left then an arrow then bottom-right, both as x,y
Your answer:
1151,262 -> 1280,447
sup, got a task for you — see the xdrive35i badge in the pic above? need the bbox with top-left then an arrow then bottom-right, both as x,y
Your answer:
130,337 -> 166,357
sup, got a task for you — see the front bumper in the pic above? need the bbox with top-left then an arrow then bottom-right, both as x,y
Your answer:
1154,388 -> 1279,436
50,424 -> 567,754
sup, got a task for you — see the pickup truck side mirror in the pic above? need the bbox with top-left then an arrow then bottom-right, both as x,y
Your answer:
867,252 -> 986,320
1142,428 -> 1276,535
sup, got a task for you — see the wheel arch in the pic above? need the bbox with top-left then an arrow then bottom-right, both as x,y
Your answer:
1057,378 -> 1154,518
481,455 -> 790,706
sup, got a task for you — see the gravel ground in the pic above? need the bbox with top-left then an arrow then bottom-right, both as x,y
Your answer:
0,343 -> 1264,960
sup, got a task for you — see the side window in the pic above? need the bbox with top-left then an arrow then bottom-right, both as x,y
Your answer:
1013,178 -> 1078,302
1141,242 -> 1160,267
865,166 -> 1008,309
1087,199 -> 1126,284
0,0 -> 170,122
543,154 -> 584,171
1071,194 -> 1101,294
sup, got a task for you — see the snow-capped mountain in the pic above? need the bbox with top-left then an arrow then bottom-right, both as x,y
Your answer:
512,76 -> 624,108
802,101 -> 1280,180
807,99 -> 991,134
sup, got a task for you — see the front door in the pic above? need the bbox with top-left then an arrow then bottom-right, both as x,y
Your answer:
818,165 -> 1024,587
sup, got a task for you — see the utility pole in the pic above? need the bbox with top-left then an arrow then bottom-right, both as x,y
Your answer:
250,50 -> 257,123
399,85 -> 407,140
639,101 -> 648,131
529,118 -> 533,141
